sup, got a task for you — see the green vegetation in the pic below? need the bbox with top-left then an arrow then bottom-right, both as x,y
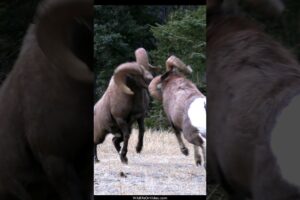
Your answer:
146,6 -> 206,129
150,7 -> 206,91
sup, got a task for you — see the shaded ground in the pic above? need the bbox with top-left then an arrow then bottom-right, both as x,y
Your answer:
207,184 -> 228,200
94,129 -> 206,195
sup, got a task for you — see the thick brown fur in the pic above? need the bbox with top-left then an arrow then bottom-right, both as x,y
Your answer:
0,0 -> 93,199
207,13 -> 300,200
149,61 -> 206,166
94,51 -> 157,164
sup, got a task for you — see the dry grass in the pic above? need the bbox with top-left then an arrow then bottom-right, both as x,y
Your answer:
99,128 -> 201,156
94,129 -> 206,195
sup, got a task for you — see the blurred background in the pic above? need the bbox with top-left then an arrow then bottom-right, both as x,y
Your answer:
240,0 -> 300,62
0,1 -> 40,84
207,0 -> 300,199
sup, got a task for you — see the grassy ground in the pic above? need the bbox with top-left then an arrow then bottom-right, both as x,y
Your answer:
94,129 -> 206,195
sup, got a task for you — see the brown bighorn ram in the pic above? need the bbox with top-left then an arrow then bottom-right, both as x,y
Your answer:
207,1 -> 300,199
148,56 -> 207,166
94,48 -> 158,164
0,0 -> 93,199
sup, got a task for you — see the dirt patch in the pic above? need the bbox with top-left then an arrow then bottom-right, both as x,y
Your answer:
94,129 -> 206,195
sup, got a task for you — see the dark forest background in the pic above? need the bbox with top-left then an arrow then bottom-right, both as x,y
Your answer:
0,2 -> 300,130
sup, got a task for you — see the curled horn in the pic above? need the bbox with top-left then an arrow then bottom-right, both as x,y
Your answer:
36,0 -> 93,83
148,75 -> 163,101
135,48 -> 158,71
166,55 -> 193,74
114,62 -> 143,95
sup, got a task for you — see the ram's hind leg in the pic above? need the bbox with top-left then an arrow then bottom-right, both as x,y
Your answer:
194,145 -> 202,166
182,122 -> 206,167
173,127 -> 189,156
194,135 -> 206,168
201,139 -> 206,168
94,131 -> 108,163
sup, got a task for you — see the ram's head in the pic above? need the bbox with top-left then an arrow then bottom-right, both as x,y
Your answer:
148,55 -> 192,100
114,48 -> 159,95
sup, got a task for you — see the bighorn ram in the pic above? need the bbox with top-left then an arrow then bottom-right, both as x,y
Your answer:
148,56 -> 207,166
207,1 -> 300,199
94,48 -> 157,164
0,0 -> 93,199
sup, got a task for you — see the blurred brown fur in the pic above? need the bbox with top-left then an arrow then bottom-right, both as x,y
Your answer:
0,0 -> 93,199
207,0 -> 300,199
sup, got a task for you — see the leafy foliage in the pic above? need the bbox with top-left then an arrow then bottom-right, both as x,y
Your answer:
150,6 -> 206,92
94,5 -> 162,101
146,6 -> 206,129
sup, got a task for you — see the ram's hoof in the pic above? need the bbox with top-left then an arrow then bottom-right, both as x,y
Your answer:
94,158 -> 100,163
114,144 -> 121,153
112,137 -> 122,152
136,145 -> 143,153
120,156 -> 128,164
195,159 -> 202,166
181,147 -> 189,156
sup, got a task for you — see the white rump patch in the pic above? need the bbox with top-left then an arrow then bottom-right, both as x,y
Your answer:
188,97 -> 206,137
271,94 -> 300,187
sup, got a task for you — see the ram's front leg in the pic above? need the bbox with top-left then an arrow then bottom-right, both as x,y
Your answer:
136,117 -> 145,153
94,144 -> 99,163
115,118 -> 131,164
112,133 -> 123,153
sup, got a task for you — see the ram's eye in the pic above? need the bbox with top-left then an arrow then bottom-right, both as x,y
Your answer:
157,83 -> 162,89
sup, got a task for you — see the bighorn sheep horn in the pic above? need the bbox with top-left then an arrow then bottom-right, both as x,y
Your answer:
114,62 -> 143,95
166,55 -> 193,74
135,47 -> 158,70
